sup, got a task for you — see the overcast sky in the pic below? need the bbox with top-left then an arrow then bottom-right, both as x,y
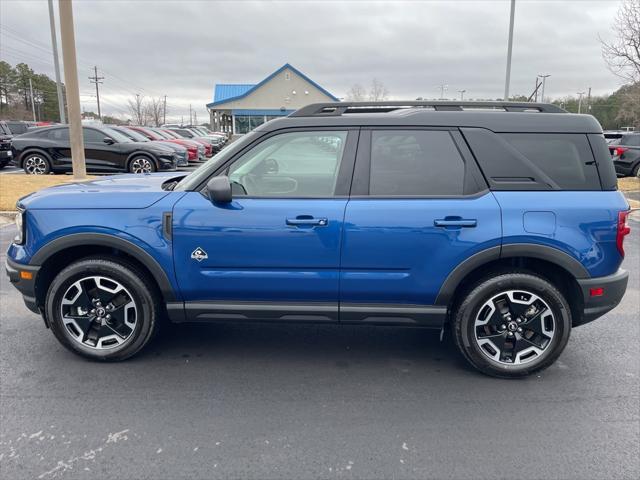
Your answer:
0,0 -> 624,122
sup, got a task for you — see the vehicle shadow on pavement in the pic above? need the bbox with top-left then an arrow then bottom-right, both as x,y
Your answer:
142,321 -> 469,373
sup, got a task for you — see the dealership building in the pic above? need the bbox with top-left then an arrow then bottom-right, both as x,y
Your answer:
206,64 -> 339,136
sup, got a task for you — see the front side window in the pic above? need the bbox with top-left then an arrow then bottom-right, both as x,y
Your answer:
620,134 -> 640,147
228,131 -> 347,197
83,128 -> 107,143
369,130 -> 465,196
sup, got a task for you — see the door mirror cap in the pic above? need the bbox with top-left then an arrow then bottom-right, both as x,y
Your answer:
206,176 -> 232,203
103,137 -> 115,145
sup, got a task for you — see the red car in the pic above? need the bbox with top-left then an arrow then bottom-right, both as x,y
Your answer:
159,128 -> 213,158
126,126 -> 202,163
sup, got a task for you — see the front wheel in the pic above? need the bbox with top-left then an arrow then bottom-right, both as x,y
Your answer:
23,153 -> 51,174
129,156 -> 156,174
45,257 -> 160,361
452,272 -> 571,378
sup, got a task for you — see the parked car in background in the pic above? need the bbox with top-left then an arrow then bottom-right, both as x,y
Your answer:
168,127 -> 225,152
126,126 -> 206,162
157,128 -> 214,158
109,126 -> 190,167
3,120 -> 30,136
150,127 -> 213,158
611,133 -> 640,177
0,121 -> 14,169
11,125 -> 178,174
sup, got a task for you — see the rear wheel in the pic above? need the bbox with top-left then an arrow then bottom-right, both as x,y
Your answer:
632,163 -> 640,178
452,272 -> 571,378
23,153 -> 51,174
129,156 -> 156,174
45,257 -> 160,361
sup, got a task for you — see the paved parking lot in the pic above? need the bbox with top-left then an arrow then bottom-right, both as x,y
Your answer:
0,219 -> 638,480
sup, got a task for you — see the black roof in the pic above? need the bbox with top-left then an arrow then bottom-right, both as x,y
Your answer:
258,101 -> 603,134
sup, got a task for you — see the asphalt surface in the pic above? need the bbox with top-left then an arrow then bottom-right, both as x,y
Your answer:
0,219 -> 638,480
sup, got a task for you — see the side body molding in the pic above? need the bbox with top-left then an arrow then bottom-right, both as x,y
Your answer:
435,243 -> 590,306
29,233 -> 176,302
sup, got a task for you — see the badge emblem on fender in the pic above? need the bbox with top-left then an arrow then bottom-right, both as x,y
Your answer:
191,247 -> 208,262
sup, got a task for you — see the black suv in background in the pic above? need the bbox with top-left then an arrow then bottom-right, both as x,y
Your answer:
11,125 -> 179,174
611,133 -> 640,177
0,121 -> 13,169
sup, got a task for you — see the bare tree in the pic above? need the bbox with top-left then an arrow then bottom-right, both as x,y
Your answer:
369,78 -> 389,101
346,83 -> 366,101
127,94 -> 147,125
600,0 -> 640,83
616,82 -> 640,128
146,97 -> 164,127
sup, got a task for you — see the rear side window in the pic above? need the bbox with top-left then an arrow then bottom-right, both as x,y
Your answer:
369,130 -> 465,196
48,128 -> 69,141
501,133 -> 601,190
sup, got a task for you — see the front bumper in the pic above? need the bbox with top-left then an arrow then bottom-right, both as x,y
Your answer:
576,269 -> 628,326
613,157 -> 636,177
5,257 -> 41,314
157,155 -> 178,171
0,149 -> 13,161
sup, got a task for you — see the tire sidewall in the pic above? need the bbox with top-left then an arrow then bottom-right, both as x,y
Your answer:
22,152 -> 51,175
46,259 -> 156,361
456,274 -> 571,377
128,155 -> 156,174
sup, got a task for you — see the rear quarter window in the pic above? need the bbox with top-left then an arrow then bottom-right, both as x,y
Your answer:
501,133 -> 601,190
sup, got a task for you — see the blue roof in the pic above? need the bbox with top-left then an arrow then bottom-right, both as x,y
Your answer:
207,63 -> 339,108
214,84 -> 255,103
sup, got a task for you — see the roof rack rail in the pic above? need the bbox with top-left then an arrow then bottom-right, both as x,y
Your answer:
290,101 -> 567,117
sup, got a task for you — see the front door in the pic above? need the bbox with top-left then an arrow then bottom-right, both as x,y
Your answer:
172,129 -> 357,322
82,127 -> 122,171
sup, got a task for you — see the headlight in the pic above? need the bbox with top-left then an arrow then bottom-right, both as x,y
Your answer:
14,208 -> 25,245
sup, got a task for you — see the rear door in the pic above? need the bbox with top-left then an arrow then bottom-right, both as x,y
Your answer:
340,128 -> 502,325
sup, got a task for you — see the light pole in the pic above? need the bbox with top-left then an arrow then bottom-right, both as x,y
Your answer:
503,0 -> 516,100
458,90 -> 466,101
577,91 -> 586,114
538,74 -> 550,103
437,84 -> 448,100
58,0 -> 87,180
47,0 -> 66,124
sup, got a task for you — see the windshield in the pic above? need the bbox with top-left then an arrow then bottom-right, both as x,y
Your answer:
118,128 -> 149,142
162,130 -> 181,139
0,122 -> 11,135
175,131 -> 260,191
150,128 -> 172,139
102,127 -> 133,143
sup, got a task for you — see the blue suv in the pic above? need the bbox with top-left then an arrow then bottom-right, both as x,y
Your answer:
5,102 -> 631,377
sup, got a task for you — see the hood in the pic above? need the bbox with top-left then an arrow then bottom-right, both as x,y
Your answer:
18,172 -> 185,210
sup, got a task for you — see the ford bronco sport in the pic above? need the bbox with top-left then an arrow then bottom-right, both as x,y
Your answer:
5,101 -> 630,378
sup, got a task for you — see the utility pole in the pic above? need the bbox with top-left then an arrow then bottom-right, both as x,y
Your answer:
28,78 -> 37,121
458,89 -> 466,101
503,0 -> 516,100
48,0 -> 66,124
88,66 -> 104,120
194,111 -> 197,125
189,104 -> 192,125
58,0 -> 86,179
437,84 -> 447,100
135,93 -> 141,124
587,87 -> 592,113
577,91 -> 586,114
163,95 -> 167,125
538,74 -> 550,103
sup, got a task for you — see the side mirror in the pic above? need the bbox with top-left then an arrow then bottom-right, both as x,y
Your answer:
103,137 -> 115,145
206,176 -> 232,203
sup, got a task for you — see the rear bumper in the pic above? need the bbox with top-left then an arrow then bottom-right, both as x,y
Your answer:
613,157 -> 637,177
5,257 -> 41,314
576,269 -> 628,326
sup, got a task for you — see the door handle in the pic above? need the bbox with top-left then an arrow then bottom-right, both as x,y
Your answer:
434,218 -> 477,228
286,216 -> 328,227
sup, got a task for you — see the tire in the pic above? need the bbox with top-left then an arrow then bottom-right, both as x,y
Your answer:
45,257 -> 161,361
128,155 -> 156,174
22,152 -> 51,175
452,272 -> 571,378
632,163 -> 640,178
